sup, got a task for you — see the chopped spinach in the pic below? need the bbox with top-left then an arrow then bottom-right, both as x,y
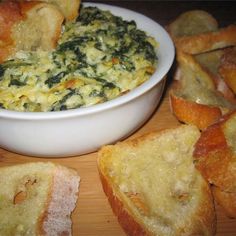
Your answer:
0,103 -> 5,109
95,77 -> 117,89
9,79 -> 26,87
90,89 -> 105,97
51,89 -> 82,111
76,6 -> 109,25
45,71 -> 67,88
58,36 -> 92,52
0,64 -> 5,78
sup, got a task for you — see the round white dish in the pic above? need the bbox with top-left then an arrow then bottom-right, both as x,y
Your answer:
0,2 -> 175,157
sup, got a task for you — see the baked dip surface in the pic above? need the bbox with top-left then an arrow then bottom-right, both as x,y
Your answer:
0,6 -> 157,112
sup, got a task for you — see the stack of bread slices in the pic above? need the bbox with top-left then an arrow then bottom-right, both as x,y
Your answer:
97,9 -> 236,236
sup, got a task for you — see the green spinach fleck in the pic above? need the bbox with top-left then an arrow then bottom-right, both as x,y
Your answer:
9,79 -> 26,87
45,71 -> 67,88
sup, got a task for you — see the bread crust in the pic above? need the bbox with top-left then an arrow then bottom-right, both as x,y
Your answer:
194,111 -> 236,193
0,1 -> 64,62
212,186 -> 236,218
0,162 -> 80,236
0,1 -> 23,62
42,164 -> 80,236
170,89 -> 222,130
22,0 -> 81,21
219,47 -> 236,94
169,51 -> 236,130
98,168 -> 149,236
175,25 -> 236,55
167,10 -> 218,39
98,126 -> 216,235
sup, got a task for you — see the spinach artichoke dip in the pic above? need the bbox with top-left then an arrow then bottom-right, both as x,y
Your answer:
0,6 -> 158,112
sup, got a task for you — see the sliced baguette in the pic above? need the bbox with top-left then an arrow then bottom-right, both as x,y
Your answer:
169,52 -> 236,130
169,89 -> 222,130
175,25 -> 236,55
167,10 -> 218,38
194,49 -> 236,100
20,0 -> 81,21
194,110 -> 236,192
194,111 -> 236,217
212,186 -> 236,218
0,162 -> 80,236
98,125 -> 216,236
0,1 -> 64,62
219,47 -> 236,94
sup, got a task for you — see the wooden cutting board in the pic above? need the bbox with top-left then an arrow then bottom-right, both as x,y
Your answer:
0,77 -> 236,235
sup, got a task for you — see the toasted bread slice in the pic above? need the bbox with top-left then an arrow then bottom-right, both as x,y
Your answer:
194,110 -> 236,193
20,0 -> 81,21
0,1 -> 64,62
169,52 -> 236,130
167,10 -> 218,38
170,89 -> 222,130
98,125 -> 216,236
175,25 -> 236,55
212,186 -> 236,218
219,47 -> 236,94
0,162 -> 80,236
194,49 -> 236,101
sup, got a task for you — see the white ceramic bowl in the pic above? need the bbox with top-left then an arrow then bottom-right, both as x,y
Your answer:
0,3 -> 174,157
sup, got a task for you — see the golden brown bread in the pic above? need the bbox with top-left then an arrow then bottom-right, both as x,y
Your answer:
212,186 -> 236,218
194,49 -> 236,100
193,111 -> 236,217
175,25 -> 236,55
194,111 -> 236,191
167,10 -> 218,38
219,47 -> 236,94
168,10 -> 236,130
169,52 -> 236,130
17,0 -> 81,21
0,162 -> 80,235
0,1 -> 64,63
169,89 -> 223,130
98,125 -> 216,236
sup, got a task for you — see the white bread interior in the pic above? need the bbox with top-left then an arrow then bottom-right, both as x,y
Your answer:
98,125 -> 216,236
0,162 -> 80,236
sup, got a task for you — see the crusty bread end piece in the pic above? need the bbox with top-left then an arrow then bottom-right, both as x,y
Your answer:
0,162 -> 80,236
98,125 -> 216,236
0,1 -> 64,62
194,111 -> 236,217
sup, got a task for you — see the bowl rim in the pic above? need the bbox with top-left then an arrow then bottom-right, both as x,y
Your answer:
0,2 -> 175,120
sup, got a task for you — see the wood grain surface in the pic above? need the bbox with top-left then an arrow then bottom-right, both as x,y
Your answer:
0,1 -> 236,235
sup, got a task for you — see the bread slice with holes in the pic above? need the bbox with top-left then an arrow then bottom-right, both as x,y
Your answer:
0,162 -> 80,236
0,1 -> 64,63
98,125 -> 216,236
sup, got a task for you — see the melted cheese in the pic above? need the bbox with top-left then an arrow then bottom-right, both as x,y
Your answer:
0,6 -> 157,112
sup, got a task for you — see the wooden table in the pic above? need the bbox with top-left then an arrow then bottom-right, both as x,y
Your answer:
0,1 -> 236,235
